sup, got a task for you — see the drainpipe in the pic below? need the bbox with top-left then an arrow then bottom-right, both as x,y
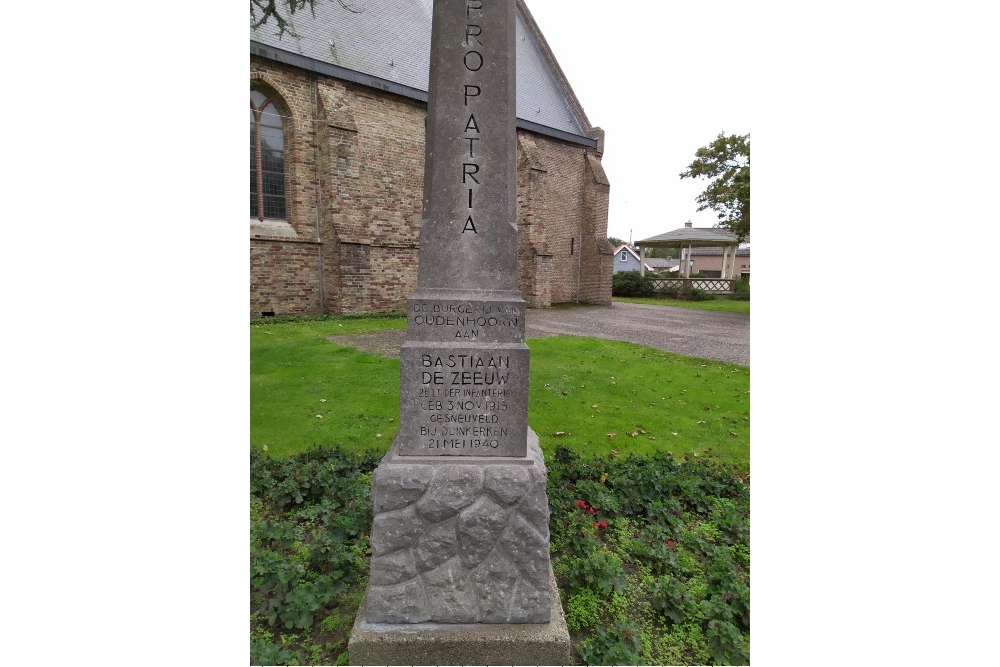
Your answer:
313,76 -> 326,314
576,233 -> 582,302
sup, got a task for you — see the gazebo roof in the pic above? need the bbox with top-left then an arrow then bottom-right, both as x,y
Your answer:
637,226 -> 738,248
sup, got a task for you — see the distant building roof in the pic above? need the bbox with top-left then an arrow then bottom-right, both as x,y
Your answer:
689,247 -> 750,256
644,258 -> 679,269
637,226 -> 740,247
250,0 -> 596,146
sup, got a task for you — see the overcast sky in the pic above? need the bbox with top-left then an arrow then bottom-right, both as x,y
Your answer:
524,0 -> 749,244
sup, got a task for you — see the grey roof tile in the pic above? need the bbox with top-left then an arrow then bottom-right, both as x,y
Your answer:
637,227 -> 735,245
689,247 -> 750,256
251,0 -> 587,137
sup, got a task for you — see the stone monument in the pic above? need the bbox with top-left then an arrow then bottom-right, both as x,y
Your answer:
349,0 -> 570,663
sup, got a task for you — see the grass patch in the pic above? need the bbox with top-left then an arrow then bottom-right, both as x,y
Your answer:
614,296 -> 750,314
251,321 -> 749,472
529,336 -> 748,472
250,316 -> 406,458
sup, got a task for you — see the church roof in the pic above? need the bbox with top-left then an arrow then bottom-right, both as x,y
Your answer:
251,0 -> 596,146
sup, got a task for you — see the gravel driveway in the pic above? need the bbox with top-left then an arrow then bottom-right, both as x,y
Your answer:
328,302 -> 749,366
526,302 -> 749,365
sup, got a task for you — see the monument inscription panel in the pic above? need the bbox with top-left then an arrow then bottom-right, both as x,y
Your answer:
407,299 -> 524,342
400,343 -> 528,455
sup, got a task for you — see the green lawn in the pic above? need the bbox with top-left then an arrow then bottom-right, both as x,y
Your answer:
251,316 -> 749,471
251,315 -> 750,665
614,296 -> 750,314
528,336 -> 749,471
250,316 -> 406,458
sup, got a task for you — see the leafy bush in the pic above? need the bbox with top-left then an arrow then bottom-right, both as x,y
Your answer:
564,588 -> 603,632
682,287 -> 711,301
562,550 -> 627,596
655,621 -> 713,666
656,283 -> 681,299
612,270 -> 653,297
249,443 -> 749,665
730,280 -> 750,301
251,446 -> 381,665
548,445 -> 749,665
577,619 -> 645,666
250,633 -> 295,666
650,575 -> 696,625
707,618 -> 751,665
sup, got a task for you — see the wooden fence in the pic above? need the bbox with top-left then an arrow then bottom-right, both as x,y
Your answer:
647,278 -> 736,293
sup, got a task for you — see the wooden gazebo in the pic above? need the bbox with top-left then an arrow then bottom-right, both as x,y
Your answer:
636,222 -> 740,292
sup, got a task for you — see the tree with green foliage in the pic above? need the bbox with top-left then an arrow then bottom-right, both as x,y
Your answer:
608,237 -> 626,248
679,133 -> 749,241
644,247 -> 678,259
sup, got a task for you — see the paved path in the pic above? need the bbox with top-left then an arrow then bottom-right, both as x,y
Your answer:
526,303 -> 749,366
329,302 -> 749,366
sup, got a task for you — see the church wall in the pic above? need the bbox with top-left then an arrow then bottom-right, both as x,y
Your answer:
249,56 -> 611,318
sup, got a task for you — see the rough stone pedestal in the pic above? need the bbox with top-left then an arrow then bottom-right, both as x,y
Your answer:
349,429 -> 570,665
348,563 -> 570,666
361,429 -> 552,624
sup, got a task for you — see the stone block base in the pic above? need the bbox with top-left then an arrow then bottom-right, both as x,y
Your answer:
348,564 -> 571,666
363,428 -> 552,624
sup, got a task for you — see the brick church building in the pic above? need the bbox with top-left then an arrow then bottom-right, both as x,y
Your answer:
250,0 -> 612,317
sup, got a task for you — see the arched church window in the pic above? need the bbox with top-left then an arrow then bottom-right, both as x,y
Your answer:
250,91 -> 286,221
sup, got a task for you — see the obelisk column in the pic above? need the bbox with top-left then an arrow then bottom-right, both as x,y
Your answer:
398,0 -> 528,457
354,1 -> 565,640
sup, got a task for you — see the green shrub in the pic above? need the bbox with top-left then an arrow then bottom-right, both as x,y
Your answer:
655,283 -> 680,299
707,618 -> 751,665
577,619 -> 645,665
654,622 -> 713,666
564,588 -> 603,632
548,446 -> 749,664
612,270 -> 653,297
730,280 -> 750,301
250,633 -> 296,666
563,550 -> 627,595
249,443 -> 750,666
680,286 -> 711,301
649,575 -> 695,625
251,445 -> 380,664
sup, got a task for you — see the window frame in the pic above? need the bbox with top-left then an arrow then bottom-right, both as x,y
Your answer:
250,91 -> 287,222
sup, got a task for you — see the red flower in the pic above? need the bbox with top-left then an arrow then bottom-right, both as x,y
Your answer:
589,507 -> 596,515
593,521 -> 608,529
667,540 -> 676,550
575,500 -> 588,509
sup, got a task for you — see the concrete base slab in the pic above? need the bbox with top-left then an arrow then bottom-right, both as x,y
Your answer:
348,564 -> 571,666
